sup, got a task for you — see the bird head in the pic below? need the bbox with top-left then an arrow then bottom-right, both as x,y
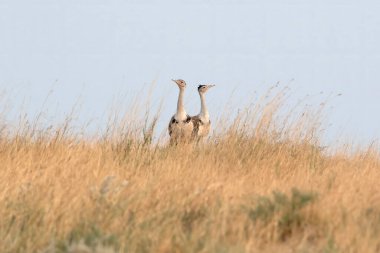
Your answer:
172,79 -> 187,89
198,84 -> 215,94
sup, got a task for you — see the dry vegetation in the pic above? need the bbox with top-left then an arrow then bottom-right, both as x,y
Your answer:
0,88 -> 379,253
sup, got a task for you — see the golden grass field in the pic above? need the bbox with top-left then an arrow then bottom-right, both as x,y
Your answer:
0,89 -> 379,253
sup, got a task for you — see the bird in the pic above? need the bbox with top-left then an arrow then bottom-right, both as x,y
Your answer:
168,79 -> 194,144
191,84 -> 215,141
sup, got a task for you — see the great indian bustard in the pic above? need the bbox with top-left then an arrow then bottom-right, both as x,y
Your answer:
168,79 -> 194,144
191,84 -> 215,141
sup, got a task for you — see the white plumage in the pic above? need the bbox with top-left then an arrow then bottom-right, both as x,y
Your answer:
168,79 -> 194,144
191,84 -> 215,140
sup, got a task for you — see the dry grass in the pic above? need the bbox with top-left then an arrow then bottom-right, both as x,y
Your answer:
0,88 -> 379,253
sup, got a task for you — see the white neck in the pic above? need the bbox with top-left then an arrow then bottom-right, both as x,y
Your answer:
175,88 -> 187,121
199,92 -> 209,121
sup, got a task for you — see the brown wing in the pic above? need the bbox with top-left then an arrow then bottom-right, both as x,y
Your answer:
191,116 -> 202,138
191,116 -> 212,138
168,116 -> 177,137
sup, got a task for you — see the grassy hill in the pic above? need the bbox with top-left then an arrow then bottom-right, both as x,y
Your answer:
0,90 -> 379,253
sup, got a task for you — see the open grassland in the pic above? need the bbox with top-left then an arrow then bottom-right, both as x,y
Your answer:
0,90 -> 379,253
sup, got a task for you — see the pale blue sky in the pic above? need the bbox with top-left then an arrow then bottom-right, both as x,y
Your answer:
0,0 -> 379,144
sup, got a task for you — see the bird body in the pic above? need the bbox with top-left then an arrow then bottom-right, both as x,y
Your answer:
168,114 -> 193,141
168,79 -> 194,144
191,115 -> 211,139
191,85 -> 215,140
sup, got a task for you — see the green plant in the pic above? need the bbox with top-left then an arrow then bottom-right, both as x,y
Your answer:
55,224 -> 119,253
247,188 -> 317,239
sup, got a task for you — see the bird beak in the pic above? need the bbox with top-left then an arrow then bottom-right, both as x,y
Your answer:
171,79 -> 176,83
208,85 -> 216,88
